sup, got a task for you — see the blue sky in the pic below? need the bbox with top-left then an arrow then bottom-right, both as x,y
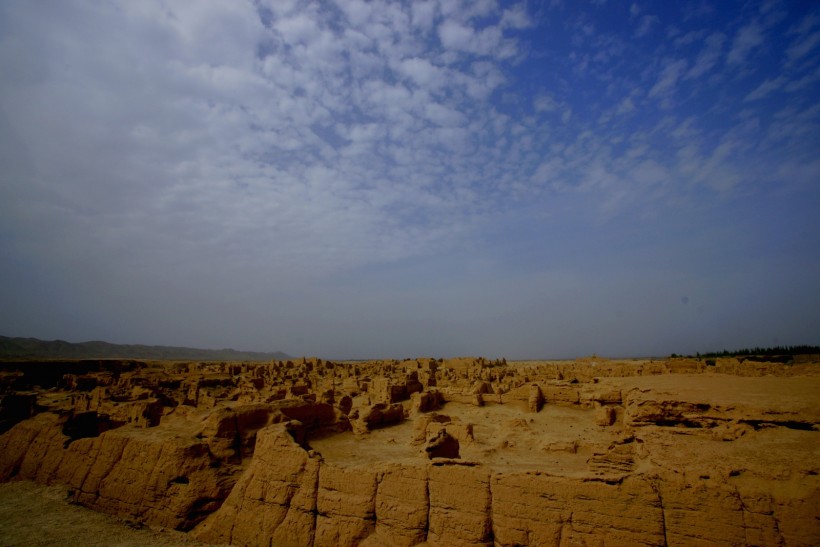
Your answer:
1,0 -> 818,359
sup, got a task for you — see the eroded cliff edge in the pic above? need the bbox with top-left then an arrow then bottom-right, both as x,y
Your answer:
0,357 -> 818,545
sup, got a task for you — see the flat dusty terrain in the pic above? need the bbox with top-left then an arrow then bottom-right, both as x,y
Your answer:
0,481 -> 213,546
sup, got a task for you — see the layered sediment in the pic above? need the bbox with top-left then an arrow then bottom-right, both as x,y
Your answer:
0,356 -> 818,545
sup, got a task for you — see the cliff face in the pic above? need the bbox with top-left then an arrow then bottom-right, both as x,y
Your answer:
0,357 -> 818,545
0,412 -> 235,530
192,425 -> 667,547
191,423 -> 818,546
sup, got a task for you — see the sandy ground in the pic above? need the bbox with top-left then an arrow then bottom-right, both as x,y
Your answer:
0,481 -> 210,547
310,400 -> 621,475
310,374 -> 820,483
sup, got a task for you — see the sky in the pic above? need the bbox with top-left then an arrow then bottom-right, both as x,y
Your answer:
1,0 -> 818,360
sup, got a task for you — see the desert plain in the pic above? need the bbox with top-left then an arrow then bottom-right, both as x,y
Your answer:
0,355 -> 818,546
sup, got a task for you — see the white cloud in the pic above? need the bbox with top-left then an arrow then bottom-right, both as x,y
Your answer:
649,59 -> 687,99
440,0 -> 499,22
727,22 -> 764,65
424,102 -> 467,127
672,29 -> 706,47
615,96 -> 636,115
439,18 -> 474,50
334,0 -> 373,27
635,14 -> 659,38
744,76 -> 785,101
273,11 -> 321,45
786,29 -> 820,64
438,16 -> 517,59
409,1 -> 435,33
534,94 -> 559,112
501,5 -> 533,30
686,32 -> 725,79
783,66 -> 820,92
530,157 -> 564,186
398,57 -> 446,89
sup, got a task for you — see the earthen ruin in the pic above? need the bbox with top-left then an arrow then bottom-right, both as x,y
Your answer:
1,356 -> 818,545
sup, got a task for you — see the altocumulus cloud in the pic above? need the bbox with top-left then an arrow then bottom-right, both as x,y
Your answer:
0,0 -> 818,359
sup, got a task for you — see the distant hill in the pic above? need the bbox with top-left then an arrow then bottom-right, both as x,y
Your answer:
0,336 -> 291,362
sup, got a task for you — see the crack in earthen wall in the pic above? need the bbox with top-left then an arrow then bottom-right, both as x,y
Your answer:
12,427 -> 46,480
309,461 -> 320,547
225,479 -> 242,545
138,438 -> 174,517
424,471 -> 431,543
369,470 -> 380,526
556,515 -> 564,546
771,510 -> 785,546
557,511 -> 573,547
80,436 -> 129,502
486,474 -> 494,545
232,414 -> 242,464
46,444 -> 71,485
0,426 -> 39,481
650,481 -> 669,547
732,487 -> 750,546
734,486 -> 787,547
29,431 -> 53,481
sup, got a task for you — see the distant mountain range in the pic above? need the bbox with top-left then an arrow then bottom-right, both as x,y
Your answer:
0,336 -> 291,362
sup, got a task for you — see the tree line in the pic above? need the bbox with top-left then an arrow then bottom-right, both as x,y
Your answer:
669,345 -> 820,359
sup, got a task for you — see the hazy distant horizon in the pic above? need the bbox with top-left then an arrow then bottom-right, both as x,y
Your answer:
4,333 -> 815,364
2,1 -> 818,360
